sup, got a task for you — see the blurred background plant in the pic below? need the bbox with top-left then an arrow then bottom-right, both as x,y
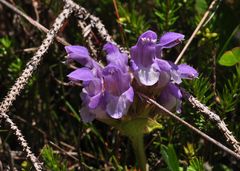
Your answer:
0,0 -> 240,170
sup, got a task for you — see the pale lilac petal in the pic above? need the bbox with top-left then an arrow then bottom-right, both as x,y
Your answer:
170,70 -> 182,84
103,64 -> 131,96
65,46 -> 93,67
67,68 -> 94,81
157,72 -> 171,89
81,78 -> 103,109
159,83 -> 182,113
177,64 -> 198,79
158,32 -> 184,48
131,44 -> 155,68
80,107 -> 96,123
124,87 -> 134,102
129,59 -> 139,71
168,83 -> 182,99
84,79 -> 102,96
88,92 -> 103,109
136,65 -> 160,86
130,30 -> 157,68
106,87 -> 134,119
159,91 -> 178,112
155,59 -> 172,72
104,43 -> 128,71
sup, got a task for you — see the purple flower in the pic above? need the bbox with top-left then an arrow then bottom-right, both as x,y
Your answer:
130,30 -> 185,86
158,83 -> 182,113
130,30 -> 160,86
159,32 -> 184,49
177,64 -> 199,79
66,43 -> 134,122
67,66 -> 105,122
65,30 -> 198,121
65,45 -> 102,77
156,32 -> 184,58
103,64 -> 134,119
103,43 -> 128,72
65,46 -> 93,68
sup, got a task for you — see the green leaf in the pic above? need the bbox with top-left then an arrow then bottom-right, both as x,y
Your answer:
195,0 -> 207,16
187,157 -> 204,171
161,144 -> 180,171
219,47 -> 240,66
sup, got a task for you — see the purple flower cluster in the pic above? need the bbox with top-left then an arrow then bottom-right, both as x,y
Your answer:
66,30 -> 198,122
130,30 -> 198,112
65,43 -> 133,122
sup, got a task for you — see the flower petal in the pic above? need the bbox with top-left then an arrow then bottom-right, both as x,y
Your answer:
158,32 -> 184,49
65,46 -> 93,67
155,58 -> 172,72
129,59 -> 139,71
67,68 -> 94,81
177,64 -> 198,79
104,43 -> 128,71
80,107 -> 96,123
106,87 -> 134,119
158,83 -> 182,112
88,92 -> 103,109
157,71 -> 171,89
138,30 -> 157,45
130,30 -> 157,68
103,64 -> 131,96
136,65 -> 160,86
168,83 -> 182,99
84,79 -> 102,96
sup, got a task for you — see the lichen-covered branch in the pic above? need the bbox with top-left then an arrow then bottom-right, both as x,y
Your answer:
139,92 -> 240,160
181,88 -> 240,154
0,2 -> 74,170
64,0 -> 129,55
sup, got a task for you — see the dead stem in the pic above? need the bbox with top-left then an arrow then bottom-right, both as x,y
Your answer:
174,0 -> 220,64
138,92 -> 240,160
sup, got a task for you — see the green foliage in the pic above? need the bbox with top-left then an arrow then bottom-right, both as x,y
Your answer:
217,71 -> 240,114
41,145 -> 68,171
1,0 -> 240,170
118,2 -> 150,44
0,36 -> 11,56
195,0 -> 207,16
161,144 -> 204,171
187,157 -> 204,171
219,47 -> 240,66
161,144 -> 181,171
183,74 -> 215,107
154,0 -> 180,31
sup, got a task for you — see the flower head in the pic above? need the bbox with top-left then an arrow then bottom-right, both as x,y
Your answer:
65,30 -> 198,122
130,30 -> 186,86
66,43 -> 134,122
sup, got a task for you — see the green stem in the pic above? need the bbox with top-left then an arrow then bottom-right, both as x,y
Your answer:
129,132 -> 147,171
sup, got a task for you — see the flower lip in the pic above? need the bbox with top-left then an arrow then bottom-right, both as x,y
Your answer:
158,32 -> 185,48
141,37 -> 157,44
177,64 -> 198,79
138,30 -> 157,45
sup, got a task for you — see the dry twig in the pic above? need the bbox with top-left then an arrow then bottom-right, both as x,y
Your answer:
138,92 -> 240,160
174,0 -> 220,64
0,0 -> 70,46
0,1 -> 74,170
1,0 -> 240,167
181,88 -> 240,154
